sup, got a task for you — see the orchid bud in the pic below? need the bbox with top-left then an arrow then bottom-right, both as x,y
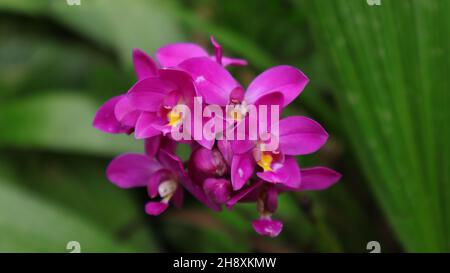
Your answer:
188,147 -> 228,183
203,178 -> 232,204
229,86 -> 245,104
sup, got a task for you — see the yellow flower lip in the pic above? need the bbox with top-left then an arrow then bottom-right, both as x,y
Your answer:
257,152 -> 273,172
232,109 -> 241,121
167,108 -> 182,127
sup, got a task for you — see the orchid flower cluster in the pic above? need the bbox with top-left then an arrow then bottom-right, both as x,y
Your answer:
93,37 -> 341,237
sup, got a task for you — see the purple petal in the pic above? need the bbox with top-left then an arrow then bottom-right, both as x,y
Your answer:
178,57 -> 241,105
132,48 -> 158,80
135,112 -> 163,139
156,43 -> 208,67
252,218 -> 283,237
246,65 -> 309,107
195,136 -> 215,150
160,137 -> 178,155
257,170 -> 287,185
203,178 -> 232,204
145,201 -> 169,216
144,135 -> 177,158
217,140 -> 233,165
253,91 -> 284,109
278,116 -> 328,155
257,156 -> 301,188
253,91 -> 284,135
93,95 -> 131,134
127,78 -> 177,112
298,167 -> 341,191
210,36 -> 223,65
144,135 -> 162,157
231,152 -> 256,191
151,120 -> 173,136
209,36 -> 247,67
114,96 -> 141,127
158,150 -> 186,179
159,69 -> 196,102
147,169 -> 172,198
231,139 -> 255,155
186,110 -> 212,150
226,180 -> 263,209
106,153 -> 162,189
221,57 -> 248,67
229,118 -> 256,154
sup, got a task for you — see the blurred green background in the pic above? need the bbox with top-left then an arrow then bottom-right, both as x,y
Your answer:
0,0 -> 449,252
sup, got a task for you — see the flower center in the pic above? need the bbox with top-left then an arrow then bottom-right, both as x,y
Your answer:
227,101 -> 248,122
167,108 -> 182,127
257,152 -> 273,172
158,180 -> 178,203
226,86 -> 248,122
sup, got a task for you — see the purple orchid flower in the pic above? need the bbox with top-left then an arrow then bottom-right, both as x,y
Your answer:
94,37 -> 245,135
127,68 -> 197,140
156,36 -> 247,68
106,149 -> 220,216
229,116 -> 328,191
93,49 -> 158,134
226,167 -> 341,237
178,56 -> 308,119
93,49 -> 200,150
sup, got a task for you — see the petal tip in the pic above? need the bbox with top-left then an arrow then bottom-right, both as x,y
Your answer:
252,219 -> 283,237
145,202 -> 169,216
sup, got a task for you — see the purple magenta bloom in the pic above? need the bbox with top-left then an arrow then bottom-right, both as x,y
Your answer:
106,153 -> 162,189
93,49 -> 158,134
106,150 -> 220,216
156,36 -> 247,68
178,56 -> 308,110
127,68 -> 197,139
229,116 -> 328,190
92,95 -> 134,134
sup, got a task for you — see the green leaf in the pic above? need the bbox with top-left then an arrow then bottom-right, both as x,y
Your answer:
304,0 -> 450,251
0,0 -> 184,67
162,210 -> 251,252
0,0 -> 48,15
50,0 -> 184,67
0,92 -> 143,156
0,177 -> 137,252
0,25 -> 127,99
2,152 -> 158,252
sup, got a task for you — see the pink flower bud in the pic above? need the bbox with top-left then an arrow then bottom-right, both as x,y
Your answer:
229,87 -> 245,104
203,178 -> 232,204
188,147 -> 228,184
